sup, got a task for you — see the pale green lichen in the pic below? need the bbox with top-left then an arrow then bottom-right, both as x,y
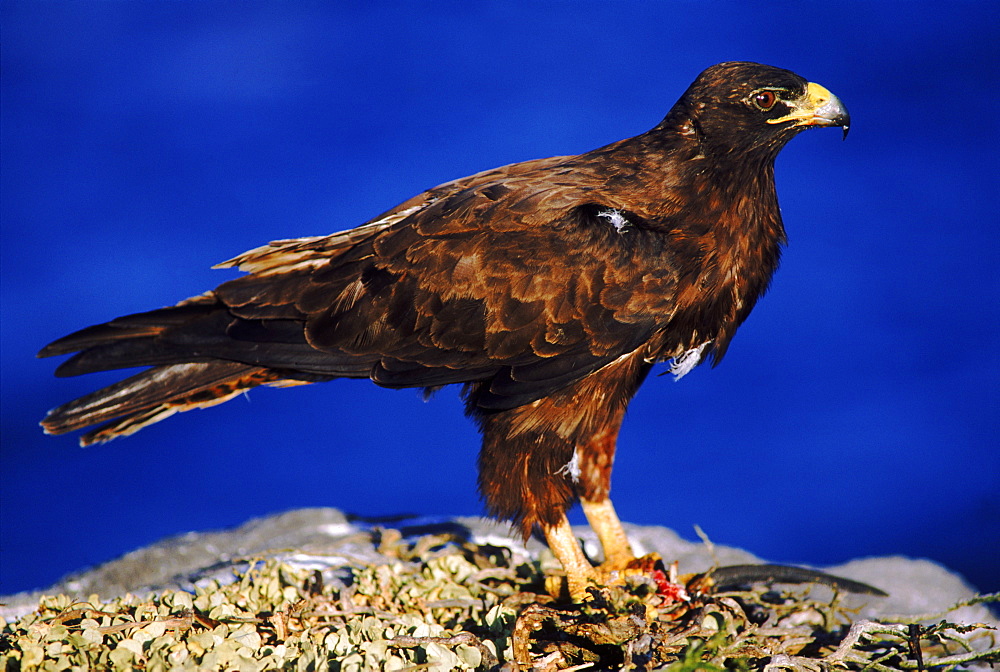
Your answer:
1,531 -> 998,670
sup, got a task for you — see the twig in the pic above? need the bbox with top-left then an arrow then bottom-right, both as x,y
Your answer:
96,614 -> 194,635
879,592 -> 1000,624
897,645 -> 1000,670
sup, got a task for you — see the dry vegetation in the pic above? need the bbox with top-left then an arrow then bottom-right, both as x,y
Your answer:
2,530 -> 997,671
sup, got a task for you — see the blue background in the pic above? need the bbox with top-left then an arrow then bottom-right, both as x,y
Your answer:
2,3 -> 997,596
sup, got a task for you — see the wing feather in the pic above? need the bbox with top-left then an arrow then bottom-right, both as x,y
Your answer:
43,149 -> 687,416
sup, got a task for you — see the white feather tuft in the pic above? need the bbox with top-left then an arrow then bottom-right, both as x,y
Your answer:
597,208 -> 630,233
669,341 -> 711,381
555,448 -> 581,483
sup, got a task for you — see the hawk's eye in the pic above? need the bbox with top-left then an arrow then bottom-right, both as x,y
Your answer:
752,90 -> 778,111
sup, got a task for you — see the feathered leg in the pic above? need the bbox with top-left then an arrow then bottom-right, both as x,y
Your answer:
473,351 -> 652,600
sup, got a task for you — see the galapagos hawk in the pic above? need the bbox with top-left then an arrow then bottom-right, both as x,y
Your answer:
40,62 -> 850,600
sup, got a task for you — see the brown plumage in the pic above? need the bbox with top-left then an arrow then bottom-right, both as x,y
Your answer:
39,62 -> 849,599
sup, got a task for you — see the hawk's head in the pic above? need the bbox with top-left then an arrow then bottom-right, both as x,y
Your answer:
665,61 -> 850,159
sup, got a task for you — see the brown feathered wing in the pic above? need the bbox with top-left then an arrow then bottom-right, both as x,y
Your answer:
40,153 -> 679,444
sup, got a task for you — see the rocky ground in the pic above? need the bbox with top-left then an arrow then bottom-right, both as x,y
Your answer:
2,508 -> 996,670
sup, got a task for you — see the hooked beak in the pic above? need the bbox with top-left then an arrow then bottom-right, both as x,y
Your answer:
768,82 -> 851,139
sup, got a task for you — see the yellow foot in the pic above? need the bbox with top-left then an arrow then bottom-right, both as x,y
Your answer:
597,552 -> 664,583
546,553 -> 668,601
545,568 -> 601,602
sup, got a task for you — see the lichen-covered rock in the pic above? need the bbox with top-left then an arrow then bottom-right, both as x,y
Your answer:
2,508 -> 997,670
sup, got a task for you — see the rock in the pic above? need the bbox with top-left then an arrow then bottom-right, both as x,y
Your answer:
2,507 -> 995,630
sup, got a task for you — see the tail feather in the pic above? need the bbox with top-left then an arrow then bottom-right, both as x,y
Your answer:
38,303 -> 219,358
38,296 -> 355,444
40,302 -> 372,380
53,340 -> 215,378
41,361 -> 297,446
